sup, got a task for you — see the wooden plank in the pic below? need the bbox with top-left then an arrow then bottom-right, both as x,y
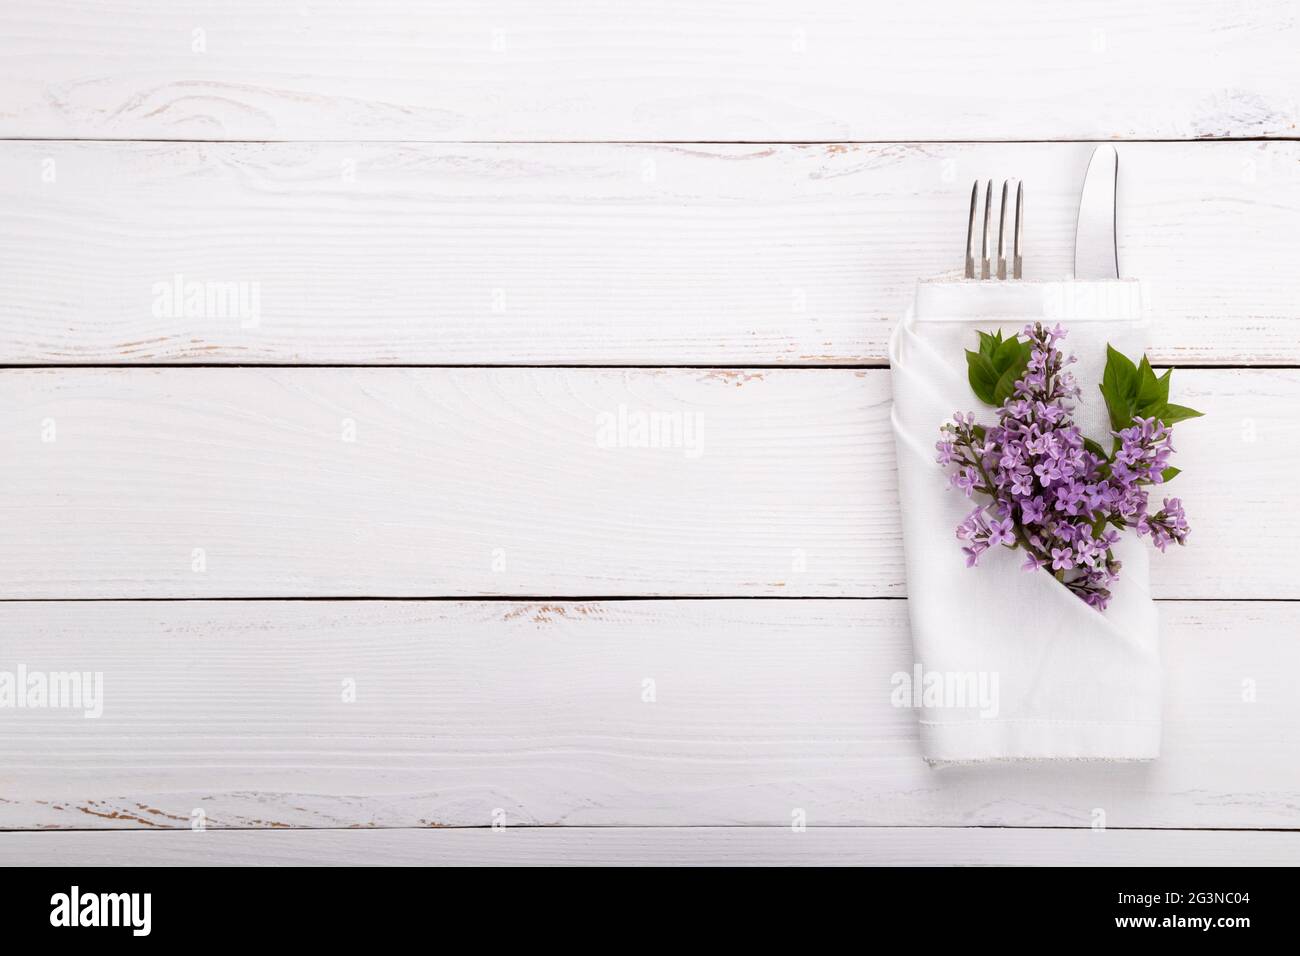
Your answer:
0,599 -> 1295,830
0,366 -> 879,598
1,141 -> 1298,366
0,367 -> 1286,599
0,1 -> 1294,142
3,826 -> 1297,867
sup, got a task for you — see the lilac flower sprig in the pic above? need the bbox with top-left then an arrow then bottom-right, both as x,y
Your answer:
936,322 -> 1202,611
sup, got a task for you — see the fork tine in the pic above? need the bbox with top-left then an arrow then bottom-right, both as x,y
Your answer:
965,180 -> 978,278
980,181 -> 992,279
997,180 -> 1008,280
1013,181 -> 1024,279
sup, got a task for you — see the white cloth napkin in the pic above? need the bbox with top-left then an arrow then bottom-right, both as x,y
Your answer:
889,280 -> 1161,764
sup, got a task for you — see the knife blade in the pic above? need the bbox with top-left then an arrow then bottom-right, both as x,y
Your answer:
1074,145 -> 1119,279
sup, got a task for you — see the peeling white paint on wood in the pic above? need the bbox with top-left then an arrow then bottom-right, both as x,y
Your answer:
2,0 -> 1296,865
0,367 -> 1287,598
0,599 -> 1295,830
4,827 -> 1297,867
1,142 -> 1298,365
0,0 -> 1294,141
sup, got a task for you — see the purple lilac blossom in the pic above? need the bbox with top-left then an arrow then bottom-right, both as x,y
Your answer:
935,322 -> 1190,611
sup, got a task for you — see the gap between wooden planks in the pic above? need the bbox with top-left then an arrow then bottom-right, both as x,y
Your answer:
2,827 -> 1297,867
0,366 -> 1287,599
0,599 -> 1295,831
1,142 -> 1298,366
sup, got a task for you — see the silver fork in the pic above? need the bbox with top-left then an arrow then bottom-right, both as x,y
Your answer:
965,179 -> 1022,279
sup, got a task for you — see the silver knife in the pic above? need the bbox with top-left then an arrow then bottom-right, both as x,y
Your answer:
1074,145 -> 1119,279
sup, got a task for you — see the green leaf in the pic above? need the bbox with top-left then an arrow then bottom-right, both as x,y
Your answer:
972,329 -> 1029,408
993,363 -> 1023,405
977,329 -> 1007,360
1159,466 -> 1181,483
1098,381 -> 1128,433
968,329 -> 1031,407
1135,359 -> 1171,419
1082,437 -> 1108,459
1104,344 -> 1139,392
1101,343 -> 1141,431
993,335 -> 1022,369
965,349 -> 999,405
1155,402 -> 1204,426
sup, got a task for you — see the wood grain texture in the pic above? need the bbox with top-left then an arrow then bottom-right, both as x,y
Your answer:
0,598 -> 1294,832
4,827 -> 1297,867
2,141 -> 1299,366
0,599 -> 1295,830
4,0 -> 1294,871
0,1 -> 1294,141
0,367 -> 1287,599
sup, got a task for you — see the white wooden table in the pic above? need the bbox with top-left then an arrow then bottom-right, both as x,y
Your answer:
1,0 -> 1297,866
